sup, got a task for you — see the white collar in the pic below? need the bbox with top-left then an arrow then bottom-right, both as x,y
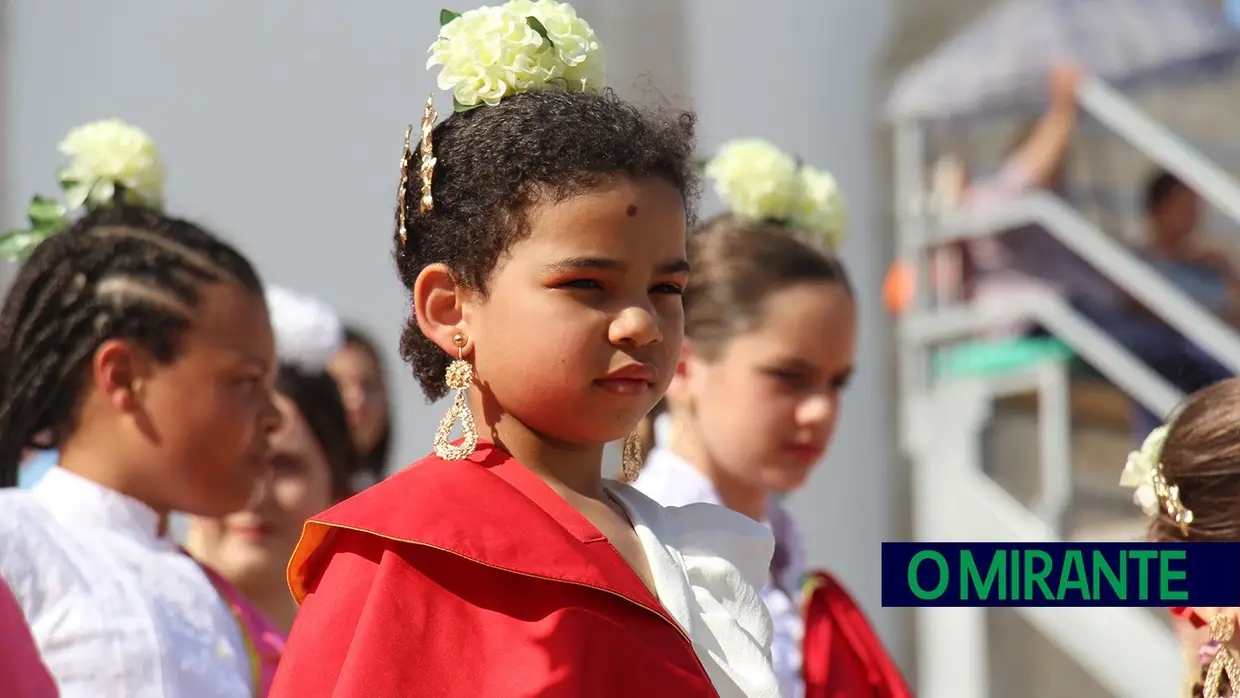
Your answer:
638,446 -> 724,508
606,482 -> 781,698
32,467 -> 170,550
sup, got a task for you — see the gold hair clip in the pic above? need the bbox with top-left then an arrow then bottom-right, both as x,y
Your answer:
418,94 -> 438,213
396,125 -> 413,245
1153,464 -> 1194,536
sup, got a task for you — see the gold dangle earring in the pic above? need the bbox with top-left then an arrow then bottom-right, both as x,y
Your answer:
620,431 -> 643,483
433,333 -> 478,461
1203,613 -> 1240,698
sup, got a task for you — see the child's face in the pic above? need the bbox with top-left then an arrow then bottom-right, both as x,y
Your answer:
187,391 -> 335,592
132,283 -> 279,516
675,281 -> 856,494
466,176 -> 688,447
328,342 -> 389,455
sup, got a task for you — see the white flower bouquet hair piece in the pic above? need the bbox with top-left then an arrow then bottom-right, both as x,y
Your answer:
1119,423 -> 1195,534
265,285 -> 346,375
704,138 -> 849,251
427,0 -> 606,111
0,119 -> 165,263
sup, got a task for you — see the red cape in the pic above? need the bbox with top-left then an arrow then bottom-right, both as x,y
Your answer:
270,443 -> 718,697
802,571 -> 913,698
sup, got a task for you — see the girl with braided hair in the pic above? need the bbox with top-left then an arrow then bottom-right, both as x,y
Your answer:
271,3 -> 781,697
0,119 -> 280,697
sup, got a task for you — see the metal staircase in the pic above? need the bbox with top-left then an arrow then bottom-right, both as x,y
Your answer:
895,76 -> 1240,697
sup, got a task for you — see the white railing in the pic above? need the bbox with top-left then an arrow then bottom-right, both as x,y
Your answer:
895,75 -> 1240,697
933,192 -> 1240,374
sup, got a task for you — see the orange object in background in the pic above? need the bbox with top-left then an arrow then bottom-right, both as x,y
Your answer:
883,260 -> 914,315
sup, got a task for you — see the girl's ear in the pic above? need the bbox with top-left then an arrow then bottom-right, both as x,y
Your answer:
413,263 -> 472,356
92,339 -> 152,413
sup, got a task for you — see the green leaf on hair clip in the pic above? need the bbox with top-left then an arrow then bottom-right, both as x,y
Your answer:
0,229 -> 43,263
453,98 -> 482,113
28,195 -> 67,228
692,156 -> 710,172
526,16 -> 553,46
0,195 -> 69,263
439,9 -> 461,26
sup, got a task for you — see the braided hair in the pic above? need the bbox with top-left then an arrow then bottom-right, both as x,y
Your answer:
0,205 -> 262,487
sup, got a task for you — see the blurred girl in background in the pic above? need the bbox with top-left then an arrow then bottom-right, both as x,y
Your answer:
634,138 -> 910,698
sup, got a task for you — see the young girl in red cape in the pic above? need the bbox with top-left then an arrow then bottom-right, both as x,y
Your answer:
0,119 -> 281,696
632,138 -> 912,698
269,2 -> 782,696
1119,379 -> 1240,698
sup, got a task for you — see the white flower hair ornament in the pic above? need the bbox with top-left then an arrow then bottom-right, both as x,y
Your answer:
0,118 -> 165,263
1119,424 -> 1194,535
396,1 -> 607,236
704,138 -> 849,251
428,0 -> 606,112
265,285 -> 346,375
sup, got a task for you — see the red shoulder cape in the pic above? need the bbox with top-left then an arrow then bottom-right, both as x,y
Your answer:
271,442 -> 718,698
802,571 -> 913,698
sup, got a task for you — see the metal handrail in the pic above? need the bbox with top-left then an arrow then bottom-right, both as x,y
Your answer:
933,192 -> 1240,374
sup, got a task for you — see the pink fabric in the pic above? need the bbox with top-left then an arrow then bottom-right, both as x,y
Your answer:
0,579 -> 58,698
197,564 -> 286,696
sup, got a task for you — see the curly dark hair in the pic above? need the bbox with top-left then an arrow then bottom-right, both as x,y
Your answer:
0,205 -> 263,487
394,89 -> 699,401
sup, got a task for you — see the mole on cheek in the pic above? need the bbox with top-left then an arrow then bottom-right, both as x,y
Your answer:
625,204 -> 639,217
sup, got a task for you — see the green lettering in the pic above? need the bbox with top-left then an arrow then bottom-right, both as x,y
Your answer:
1092,550 -> 1126,600
962,550 -> 1005,600
908,551 -> 949,600
1010,546 -> 1020,600
1129,550 -> 1157,600
1159,550 -> 1188,601
1057,550 -> 1090,600
1023,550 -> 1054,600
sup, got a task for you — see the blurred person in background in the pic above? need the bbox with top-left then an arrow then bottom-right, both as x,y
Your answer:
938,63 -> 1120,323
327,326 -> 393,484
633,139 -> 910,698
187,285 -> 360,693
1140,168 -> 1240,325
1085,169 -> 1236,436
919,66 -> 1233,441
0,120 -> 279,697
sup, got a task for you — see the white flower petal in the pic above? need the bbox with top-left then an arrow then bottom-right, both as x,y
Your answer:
425,0 -> 604,107
1134,485 -> 1161,517
57,119 -> 164,211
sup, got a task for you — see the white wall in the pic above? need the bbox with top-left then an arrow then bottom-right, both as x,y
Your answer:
3,0 -> 904,667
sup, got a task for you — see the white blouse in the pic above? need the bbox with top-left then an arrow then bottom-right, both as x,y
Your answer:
607,482 -> 783,698
0,467 -> 254,698
634,446 -> 807,698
